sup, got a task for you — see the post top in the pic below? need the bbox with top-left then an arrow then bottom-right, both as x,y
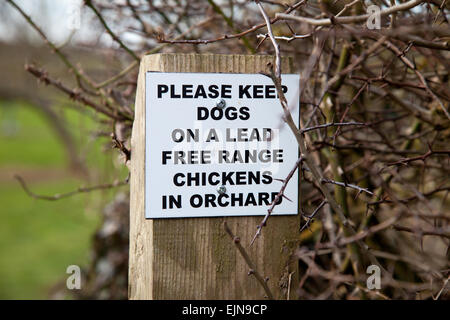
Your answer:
140,53 -> 294,74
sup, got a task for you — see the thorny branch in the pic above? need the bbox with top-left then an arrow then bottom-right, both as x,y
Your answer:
251,155 -> 303,245
6,0 -> 450,300
223,222 -> 274,300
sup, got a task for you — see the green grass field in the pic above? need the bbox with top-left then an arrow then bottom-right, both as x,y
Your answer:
0,101 -> 124,299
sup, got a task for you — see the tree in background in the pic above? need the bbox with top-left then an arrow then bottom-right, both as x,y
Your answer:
4,0 -> 450,299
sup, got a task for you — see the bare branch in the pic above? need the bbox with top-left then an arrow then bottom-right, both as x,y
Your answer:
276,0 -> 425,26
15,175 -> 129,201
223,222 -> 274,300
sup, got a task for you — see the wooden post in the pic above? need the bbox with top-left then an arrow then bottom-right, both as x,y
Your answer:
129,53 -> 300,300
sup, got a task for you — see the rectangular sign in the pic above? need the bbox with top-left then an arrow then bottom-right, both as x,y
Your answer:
145,72 -> 300,218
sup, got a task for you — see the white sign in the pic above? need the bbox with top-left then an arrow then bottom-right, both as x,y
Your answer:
145,72 -> 300,218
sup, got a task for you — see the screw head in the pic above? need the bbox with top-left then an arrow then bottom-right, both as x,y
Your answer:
217,185 -> 227,195
216,98 -> 226,108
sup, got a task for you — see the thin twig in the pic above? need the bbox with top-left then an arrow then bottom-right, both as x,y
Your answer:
300,122 -> 366,134
256,0 -> 281,78
15,175 -> 129,201
300,200 -> 327,232
223,222 -> 275,300
85,0 -> 139,61
321,178 -> 374,196
25,64 -> 130,121
276,0 -> 425,26
251,156 -> 303,245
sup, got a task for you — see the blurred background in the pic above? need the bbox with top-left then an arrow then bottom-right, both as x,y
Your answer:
0,0 -> 448,300
0,0 -> 128,299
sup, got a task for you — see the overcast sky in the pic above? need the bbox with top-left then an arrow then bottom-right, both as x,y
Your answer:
0,0 -> 98,44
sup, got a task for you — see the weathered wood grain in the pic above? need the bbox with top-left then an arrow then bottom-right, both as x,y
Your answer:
129,53 -> 300,300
